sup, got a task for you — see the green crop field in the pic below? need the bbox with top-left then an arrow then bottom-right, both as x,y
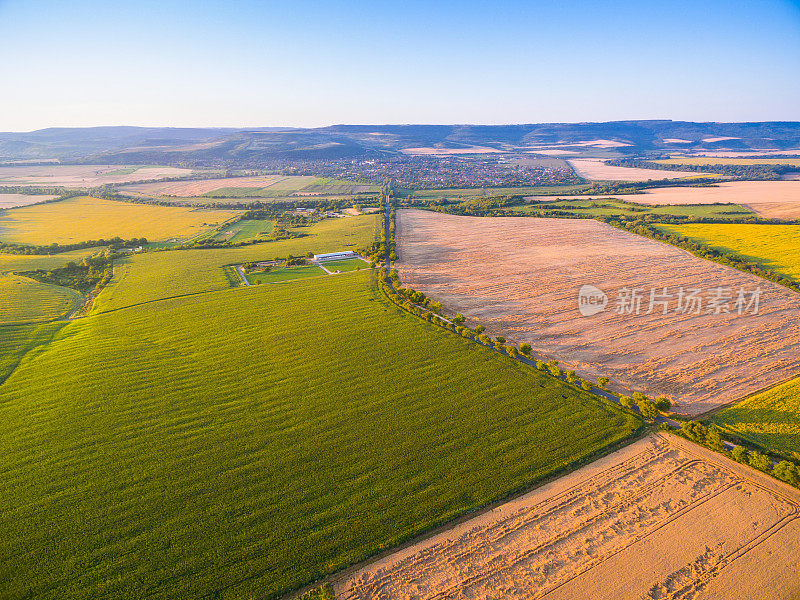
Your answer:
711,376 -> 800,460
0,271 -> 640,600
93,214 -> 379,312
657,157 -> 800,167
318,258 -> 370,272
655,223 -> 800,282
0,196 -> 240,245
0,321 -> 64,383
400,183 -> 592,201
512,199 -> 755,220
246,263 -> 326,283
0,273 -> 83,324
0,249 -> 101,275
213,218 -> 274,243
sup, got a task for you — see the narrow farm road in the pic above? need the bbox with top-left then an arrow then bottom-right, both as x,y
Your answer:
236,265 -> 250,286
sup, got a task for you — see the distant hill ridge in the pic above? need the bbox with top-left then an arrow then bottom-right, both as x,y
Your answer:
1,120 -> 799,162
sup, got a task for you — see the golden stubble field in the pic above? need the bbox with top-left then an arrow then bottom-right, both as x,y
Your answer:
552,181 -> 800,220
0,165 -> 192,187
395,209 -> 800,414
567,158 -> 698,181
118,175 -> 288,196
337,433 -> 800,600
0,194 -> 57,208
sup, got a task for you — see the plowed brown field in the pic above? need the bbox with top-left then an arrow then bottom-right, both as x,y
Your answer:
395,209 -> 800,414
338,433 -> 800,600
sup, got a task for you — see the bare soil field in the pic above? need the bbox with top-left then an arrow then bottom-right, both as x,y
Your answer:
338,433 -> 800,600
0,165 -> 192,187
0,194 -> 57,208
567,158 -> 697,181
118,175 -> 287,196
395,209 -> 800,414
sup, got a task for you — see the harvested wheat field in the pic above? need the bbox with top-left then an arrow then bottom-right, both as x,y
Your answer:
0,196 -> 239,245
543,181 -> 800,220
118,175 -> 287,197
338,434 -> 800,600
0,194 -> 57,208
0,165 -> 192,187
396,209 -> 800,414
567,158 -> 698,181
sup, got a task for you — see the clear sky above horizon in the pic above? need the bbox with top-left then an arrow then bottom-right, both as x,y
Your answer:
0,0 -> 799,131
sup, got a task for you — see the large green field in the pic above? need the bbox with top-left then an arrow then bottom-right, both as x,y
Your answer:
655,223 -> 800,282
0,322 -> 64,383
246,263 -> 326,284
0,273 -> 83,324
711,376 -> 800,460
0,271 -> 640,599
212,218 -> 274,243
400,183 -> 592,201
318,257 -> 370,273
0,196 -> 240,245
0,250 -> 99,324
93,214 -> 379,312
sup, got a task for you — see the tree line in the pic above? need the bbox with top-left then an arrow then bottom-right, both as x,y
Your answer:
676,421 -> 800,488
605,218 -> 800,293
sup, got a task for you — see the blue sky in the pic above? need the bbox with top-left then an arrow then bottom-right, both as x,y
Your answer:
0,0 -> 799,130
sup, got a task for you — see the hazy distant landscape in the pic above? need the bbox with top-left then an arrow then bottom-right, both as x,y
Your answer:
1,120 -> 800,599
2,0 -> 800,599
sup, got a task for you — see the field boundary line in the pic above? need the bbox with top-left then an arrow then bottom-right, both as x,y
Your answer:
0,321 -> 67,389
282,425 -> 650,600
694,373 -> 800,420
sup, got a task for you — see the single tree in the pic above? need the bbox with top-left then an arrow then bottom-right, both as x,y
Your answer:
638,400 -> 658,420
705,426 -> 723,451
597,377 -> 609,389
731,445 -> 748,463
749,451 -> 772,472
520,343 -> 532,356
773,461 -> 800,486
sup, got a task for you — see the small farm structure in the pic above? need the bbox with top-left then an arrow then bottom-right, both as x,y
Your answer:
314,251 -> 357,261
